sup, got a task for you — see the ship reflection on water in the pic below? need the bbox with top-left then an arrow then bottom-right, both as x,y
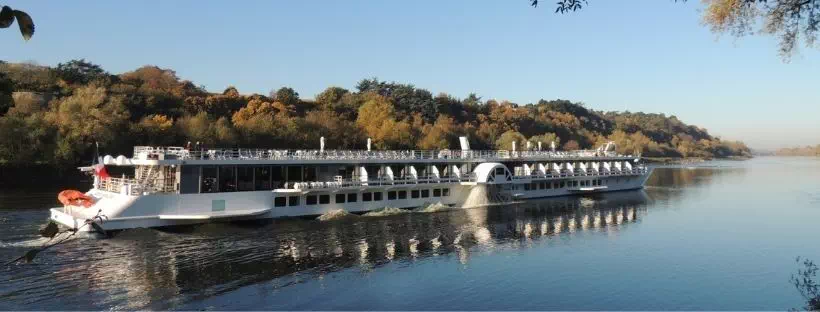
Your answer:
14,190 -> 649,309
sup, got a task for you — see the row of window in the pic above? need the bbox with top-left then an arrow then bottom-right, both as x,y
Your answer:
523,179 -> 606,191
274,188 -> 451,207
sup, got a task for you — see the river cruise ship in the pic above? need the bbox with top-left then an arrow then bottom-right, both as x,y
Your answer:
50,138 -> 651,232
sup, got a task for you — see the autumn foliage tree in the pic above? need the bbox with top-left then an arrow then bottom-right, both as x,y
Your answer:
0,60 -> 751,168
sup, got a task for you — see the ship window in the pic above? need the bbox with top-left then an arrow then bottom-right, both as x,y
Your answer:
363,192 -> 372,202
304,166 -> 317,181
388,191 -> 397,200
421,189 -> 430,198
306,195 -> 318,205
274,197 -> 287,207
288,196 -> 299,206
271,166 -> 285,188
287,166 -> 303,182
433,189 -> 441,197
548,182 -> 553,189
524,184 -> 530,191
443,188 -> 450,197
539,182 -> 546,189
374,192 -> 383,201
398,190 -> 407,199
254,166 -> 272,190
336,194 -> 346,203
531,182 -> 538,190
411,190 -> 420,198
495,168 -> 505,175
201,166 -> 218,193
319,194 -> 330,204
219,166 -> 237,192
560,181 -> 565,188
347,193 -> 357,202
237,166 -> 254,191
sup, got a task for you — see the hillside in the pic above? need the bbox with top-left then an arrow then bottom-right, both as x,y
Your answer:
0,60 -> 751,169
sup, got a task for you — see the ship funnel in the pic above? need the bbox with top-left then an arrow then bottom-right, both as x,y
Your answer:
459,136 -> 470,151
367,137 -> 372,152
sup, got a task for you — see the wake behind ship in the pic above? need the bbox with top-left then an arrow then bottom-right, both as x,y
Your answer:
50,137 -> 652,232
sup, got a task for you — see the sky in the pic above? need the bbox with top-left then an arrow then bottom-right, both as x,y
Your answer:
3,0 -> 819,150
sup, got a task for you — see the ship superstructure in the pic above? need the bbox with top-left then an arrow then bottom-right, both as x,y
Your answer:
50,138 -> 651,232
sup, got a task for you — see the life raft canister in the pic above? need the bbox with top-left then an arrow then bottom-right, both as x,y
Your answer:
57,190 -> 95,208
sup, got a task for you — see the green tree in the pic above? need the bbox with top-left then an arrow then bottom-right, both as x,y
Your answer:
46,85 -> 130,165
419,116 -> 460,150
0,71 -> 12,115
0,112 -> 53,164
316,86 -> 349,108
272,87 -> 300,107
356,93 -> 397,149
528,133 -> 561,150
55,59 -> 109,86
131,114 -> 176,146
495,130 -> 527,151
0,62 -> 58,92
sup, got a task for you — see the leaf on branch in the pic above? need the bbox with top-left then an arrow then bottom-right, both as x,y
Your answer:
13,9 -> 34,40
0,6 -> 13,28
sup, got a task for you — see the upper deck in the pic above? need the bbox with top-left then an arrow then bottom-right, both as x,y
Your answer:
117,146 -> 639,166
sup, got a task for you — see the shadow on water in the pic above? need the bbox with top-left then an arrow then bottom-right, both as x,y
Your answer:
1,190 -> 654,310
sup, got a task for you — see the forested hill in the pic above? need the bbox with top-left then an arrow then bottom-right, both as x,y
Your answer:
0,60 -> 750,169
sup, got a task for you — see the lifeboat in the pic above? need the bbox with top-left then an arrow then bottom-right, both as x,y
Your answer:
57,190 -> 95,208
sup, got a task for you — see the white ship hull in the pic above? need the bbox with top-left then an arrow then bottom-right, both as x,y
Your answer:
50,170 -> 651,232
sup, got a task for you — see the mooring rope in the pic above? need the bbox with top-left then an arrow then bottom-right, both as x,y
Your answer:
3,210 -> 107,266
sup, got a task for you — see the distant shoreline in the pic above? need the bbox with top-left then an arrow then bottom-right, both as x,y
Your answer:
642,156 -> 752,164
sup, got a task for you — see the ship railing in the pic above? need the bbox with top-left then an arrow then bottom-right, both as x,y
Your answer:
97,177 -> 176,195
510,167 -> 648,180
284,175 -> 477,191
134,146 -> 634,162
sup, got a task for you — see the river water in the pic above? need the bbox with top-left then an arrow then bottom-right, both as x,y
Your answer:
1,157 -> 819,310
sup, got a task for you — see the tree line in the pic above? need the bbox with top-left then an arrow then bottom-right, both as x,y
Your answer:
0,59 -> 751,169
776,145 -> 820,156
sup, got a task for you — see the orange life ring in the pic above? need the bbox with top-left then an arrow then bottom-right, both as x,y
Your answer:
57,190 -> 95,208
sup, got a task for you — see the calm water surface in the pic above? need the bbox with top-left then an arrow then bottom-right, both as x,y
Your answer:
1,157 -> 819,310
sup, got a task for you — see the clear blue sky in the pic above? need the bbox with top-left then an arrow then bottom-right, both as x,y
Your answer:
3,0 -> 819,149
